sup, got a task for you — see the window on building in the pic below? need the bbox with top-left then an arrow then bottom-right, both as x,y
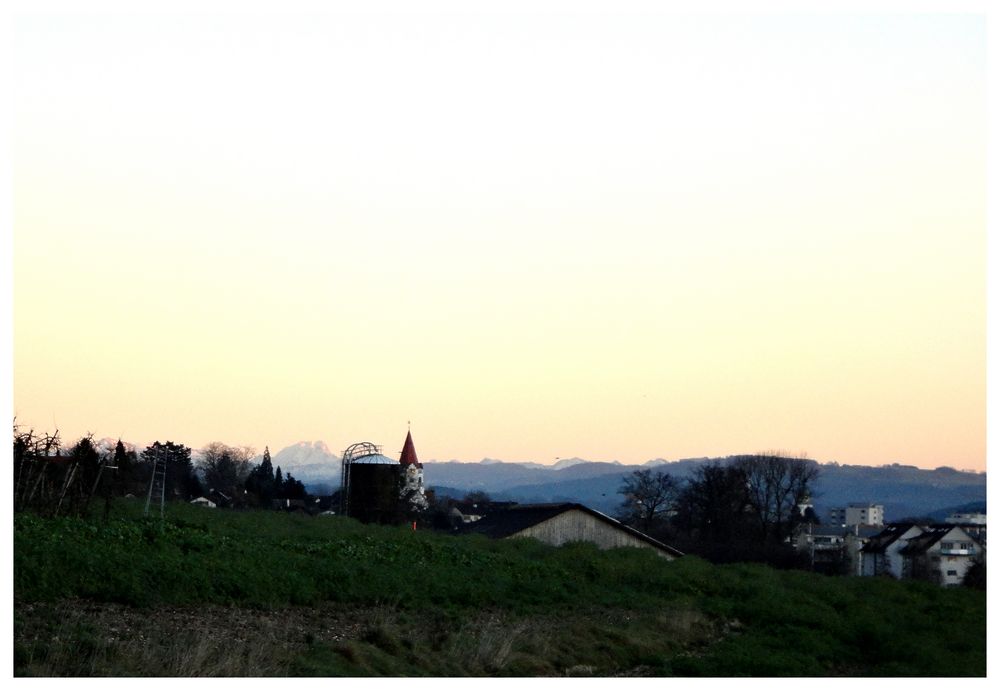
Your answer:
947,570 -> 958,576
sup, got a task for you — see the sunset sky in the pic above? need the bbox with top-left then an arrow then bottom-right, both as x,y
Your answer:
11,9 -> 987,470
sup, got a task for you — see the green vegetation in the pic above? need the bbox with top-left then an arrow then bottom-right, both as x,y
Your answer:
14,500 -> 986,676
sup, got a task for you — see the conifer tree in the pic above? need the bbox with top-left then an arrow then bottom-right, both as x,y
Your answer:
63,436 -> 101,516
113,439 -> 133,497
283,471 -> 306,500
273,465 -> 283,498
246,446 -> 275,507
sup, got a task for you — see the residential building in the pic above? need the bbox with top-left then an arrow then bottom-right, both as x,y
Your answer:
795,525 -> 848,575
794,523 -> 883,575
829,503 -> 884,528
861,523 -> 984,586
860,523 -> 926,578
844,524 -> 885,576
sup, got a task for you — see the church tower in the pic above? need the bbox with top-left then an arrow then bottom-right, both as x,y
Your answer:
399,429 -> 428,510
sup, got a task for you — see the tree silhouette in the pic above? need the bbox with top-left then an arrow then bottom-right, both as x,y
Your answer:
13,422 -> 62,514
60,436 -> 102,516
142,441 -> 196,501
273,465 -> 283,498
198,442 -> 254,498
673,461 -> 753,543
732,454 -> 818,542
617,469 -> 679,532
281,471 -> 306,501
246,446 -> 276,507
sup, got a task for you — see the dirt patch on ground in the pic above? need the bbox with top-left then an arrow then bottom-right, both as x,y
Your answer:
15,599 -> 372,676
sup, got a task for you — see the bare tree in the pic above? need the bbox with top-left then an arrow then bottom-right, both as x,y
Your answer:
13,424 -> 118,518
617,468 -> 680,532
672,461 -> 753,543
13,421 -> 61,512
198,442 -> 255,496
731,453 -> 818,542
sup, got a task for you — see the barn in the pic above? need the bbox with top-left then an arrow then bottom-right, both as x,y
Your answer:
461,502 -> 683,559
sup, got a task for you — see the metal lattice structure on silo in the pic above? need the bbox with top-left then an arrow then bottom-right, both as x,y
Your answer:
340,442 -> 379,515
340,441 -> 404,523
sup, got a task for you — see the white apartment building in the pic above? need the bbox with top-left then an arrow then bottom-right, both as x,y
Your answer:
829,503 -> 884,527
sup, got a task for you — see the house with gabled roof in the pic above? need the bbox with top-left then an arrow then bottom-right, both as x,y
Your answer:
460,502 -> 683,559
898,525 -> 984,586
861,522 -> 984,586
860,523 -> 927,578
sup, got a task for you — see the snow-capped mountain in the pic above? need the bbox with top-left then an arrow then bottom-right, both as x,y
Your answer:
269,441 -> 340,469
252,441 -> 341,482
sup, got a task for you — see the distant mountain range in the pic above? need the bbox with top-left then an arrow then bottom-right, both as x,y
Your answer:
458,459 -> 987,521
271,443 -> 985,522
102,438 -> 986,522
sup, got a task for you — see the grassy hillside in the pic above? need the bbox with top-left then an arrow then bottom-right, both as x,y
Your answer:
14,500 -> 986,676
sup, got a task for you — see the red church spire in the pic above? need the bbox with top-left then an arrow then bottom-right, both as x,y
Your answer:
399,429 -> 421,468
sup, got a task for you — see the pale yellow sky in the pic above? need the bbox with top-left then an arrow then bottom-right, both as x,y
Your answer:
12,12 -> 986,469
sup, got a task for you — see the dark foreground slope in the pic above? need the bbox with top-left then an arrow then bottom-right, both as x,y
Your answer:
14,501 -> 985,676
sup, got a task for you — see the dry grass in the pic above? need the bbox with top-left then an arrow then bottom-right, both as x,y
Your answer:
444,614 -> 529,673
14,599 -> 364,677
